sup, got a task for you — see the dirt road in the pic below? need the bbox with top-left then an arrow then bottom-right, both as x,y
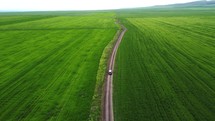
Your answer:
103,22 -> 127,121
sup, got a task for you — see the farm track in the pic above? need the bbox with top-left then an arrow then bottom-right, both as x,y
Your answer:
103,22 -> 127,121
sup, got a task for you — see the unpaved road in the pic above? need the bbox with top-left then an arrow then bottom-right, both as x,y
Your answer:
103,22 -> 127,121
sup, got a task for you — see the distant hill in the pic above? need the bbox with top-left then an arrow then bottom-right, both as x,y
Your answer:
154,0 -> 215,8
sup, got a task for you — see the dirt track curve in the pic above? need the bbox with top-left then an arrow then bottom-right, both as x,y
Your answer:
103,22 -> 127,121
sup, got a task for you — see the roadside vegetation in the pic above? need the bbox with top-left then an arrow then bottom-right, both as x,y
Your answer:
113,8 -> 215,121
89,28 -> 121,121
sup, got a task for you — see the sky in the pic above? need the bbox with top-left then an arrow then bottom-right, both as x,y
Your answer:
0,0 -> 198,11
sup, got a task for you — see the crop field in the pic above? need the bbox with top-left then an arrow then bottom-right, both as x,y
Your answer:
0,13 -> 118,120
114,9 -> 215,121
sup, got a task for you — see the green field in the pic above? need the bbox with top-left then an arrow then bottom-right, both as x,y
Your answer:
0,12 -> 118,120
114,8 -> 215,121
1,7 -> 215,121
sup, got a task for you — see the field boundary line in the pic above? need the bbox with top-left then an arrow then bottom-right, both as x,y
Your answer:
0,16 -> 58,27
0,28 -> 117,31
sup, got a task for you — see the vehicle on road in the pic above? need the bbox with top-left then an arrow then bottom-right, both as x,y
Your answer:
108,70 -> 112,75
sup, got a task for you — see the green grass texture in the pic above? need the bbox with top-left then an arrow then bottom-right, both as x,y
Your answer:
114,8 -> 215,121
0,13 -> 117,121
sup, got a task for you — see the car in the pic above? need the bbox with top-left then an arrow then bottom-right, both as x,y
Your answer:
108,70 -> 112,75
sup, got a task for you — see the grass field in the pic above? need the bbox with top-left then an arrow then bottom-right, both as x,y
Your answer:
1,7 -> 215,121
0,12 -> 118,120
114,8 -> 215,121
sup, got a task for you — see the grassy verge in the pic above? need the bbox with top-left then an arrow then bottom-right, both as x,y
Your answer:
89,22 -> 122,121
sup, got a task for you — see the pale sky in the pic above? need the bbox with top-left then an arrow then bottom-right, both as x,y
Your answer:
0,0 -> 198,11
